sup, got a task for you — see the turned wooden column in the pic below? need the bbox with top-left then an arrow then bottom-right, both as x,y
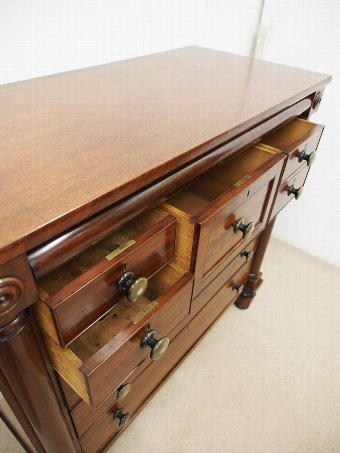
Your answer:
235,217 -> 277,310
0,256 -> 77,453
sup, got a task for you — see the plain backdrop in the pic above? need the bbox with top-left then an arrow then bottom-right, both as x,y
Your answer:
256,0 -> 340,268
1,0 -> 339,266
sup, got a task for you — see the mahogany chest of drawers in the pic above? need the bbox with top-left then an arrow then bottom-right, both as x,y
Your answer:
0,47 -> 331,452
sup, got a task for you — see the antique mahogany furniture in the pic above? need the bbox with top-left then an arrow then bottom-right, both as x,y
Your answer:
0,47 -> 330,452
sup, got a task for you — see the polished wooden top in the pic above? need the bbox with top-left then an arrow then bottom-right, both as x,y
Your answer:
1,46 -> 330,262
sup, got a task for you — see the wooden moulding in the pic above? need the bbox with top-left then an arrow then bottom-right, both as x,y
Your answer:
0,256 -> 38,326
28,98 -> 312,278
40,265 -> 193,408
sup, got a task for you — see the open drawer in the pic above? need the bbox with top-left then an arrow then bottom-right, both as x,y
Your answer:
34,210 -> 177,347
158,145 -> 285,297
42,264 -> 193,408
259,118 -> 324,181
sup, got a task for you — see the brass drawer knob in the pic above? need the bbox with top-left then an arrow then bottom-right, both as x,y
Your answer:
232,283 -> 244,295
141,330 -> 169,361
117,271 -> 148,302
233,219 -> 254,239
240,249 -> 254,261
114,409 -> 130,427
288,185 -> 304,200
117,383 -> 131,400
299,148 -> 316,167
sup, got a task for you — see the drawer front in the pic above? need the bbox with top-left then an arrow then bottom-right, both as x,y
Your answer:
270,165 -> 309,220
79,317 -> 196,452
194,233 -> 259,298
260,118 -> 324,181
203,174 -> 274,279
85,274 -> 193,407
44,268 -> 193,408
80,270 -> 238,452
37,215 -> 177,347
71,361 -> 148,438
160,150 -> 284,299
191,259 -> 253,316
70,313 -> 186,438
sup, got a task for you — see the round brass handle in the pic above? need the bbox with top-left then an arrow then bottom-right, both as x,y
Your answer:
117,383 -> 131,401
141,330 -> 169,360
288,185 -> 304,200
114,409 -> 130,427
240,249 -> 254,261
299,148 -> 316,167
233,219 -> 254,239
232,283 -> 244,295
117,271 -> 148,302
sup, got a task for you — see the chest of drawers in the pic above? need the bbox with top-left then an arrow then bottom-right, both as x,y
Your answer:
0,47 -> 331,452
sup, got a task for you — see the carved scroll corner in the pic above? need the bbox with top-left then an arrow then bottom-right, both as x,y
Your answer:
0,277 -> 25,316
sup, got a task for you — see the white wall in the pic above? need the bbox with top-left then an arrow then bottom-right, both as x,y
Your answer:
256,0 -> 340,267
0,0 -> 262,84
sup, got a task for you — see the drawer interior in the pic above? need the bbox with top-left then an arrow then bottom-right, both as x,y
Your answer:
69,265 -> 183,362
43,264 -> 192,406
163,145 -> 279,218
37,210 -> 167,297
260,118 -> 318,151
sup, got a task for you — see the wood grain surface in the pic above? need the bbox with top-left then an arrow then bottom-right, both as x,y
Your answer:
35,215 -> 177,347
1,46 -> 330,263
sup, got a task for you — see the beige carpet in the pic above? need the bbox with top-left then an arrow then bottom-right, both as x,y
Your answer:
1,238 -> 340,453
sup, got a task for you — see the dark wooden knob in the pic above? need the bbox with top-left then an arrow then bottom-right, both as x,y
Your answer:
117,383 -> 131,400
288,185 -> 304,200
299,148 -> 316,167
312,91 -> 322,109
233,219 -> 254,239
117,271 -> 148,302
240,249 -> 254,261
114,409 -> 130,427
232,283 -> 244,295
141,330 -> 169,360
0,277 -> 24,315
